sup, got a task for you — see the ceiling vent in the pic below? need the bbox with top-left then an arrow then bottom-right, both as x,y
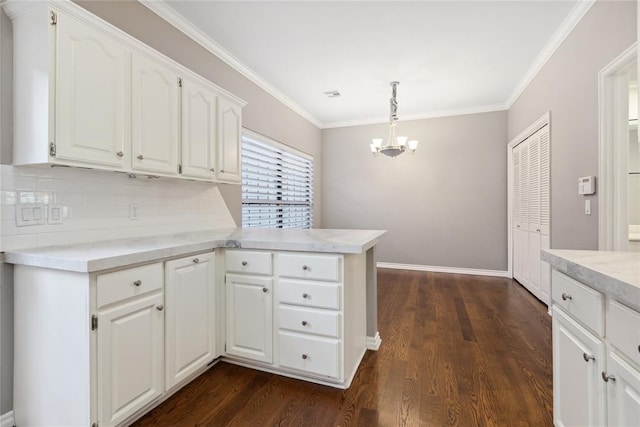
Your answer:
323,90 -> 341,98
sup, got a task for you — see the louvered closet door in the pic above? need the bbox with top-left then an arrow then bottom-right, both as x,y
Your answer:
513,146 -> 523,280
527,132 -> 542,297
539,127 -> 551,302
519,139 -> 530,282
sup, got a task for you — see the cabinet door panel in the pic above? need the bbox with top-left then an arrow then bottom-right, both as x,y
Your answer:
217,97 -> 242,182
55,11 -> 130,168
606,351 -> 640,426
181,79 -> 217,179
132,54 -> 179,175
98,292 -> 164,427
552,307 -> 606,427
165,253 -> 215,390
226,274 -> 272,363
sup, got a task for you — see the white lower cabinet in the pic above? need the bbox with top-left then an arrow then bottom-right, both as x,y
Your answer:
165,252 -> 216,391
13,252 -> 216,427
97,291 -> 165,427
551,269 -> 640,427
225,273 -> 273,363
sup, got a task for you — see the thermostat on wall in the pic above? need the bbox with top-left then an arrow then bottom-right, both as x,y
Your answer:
578,176 -> 596,195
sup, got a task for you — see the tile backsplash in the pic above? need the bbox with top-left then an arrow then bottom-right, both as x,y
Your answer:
0,164 -> 236,251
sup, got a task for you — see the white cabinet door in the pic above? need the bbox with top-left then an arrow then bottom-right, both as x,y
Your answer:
97,292 -> 164,427
165,252 -> 216,390
55,11 -> 130,168
217,97 -> 242,183
552,307 -> 606,427
131,54 -> 179,175
226,274 -> 272,363
606,351 -> 640,426
181,78 -> 217,180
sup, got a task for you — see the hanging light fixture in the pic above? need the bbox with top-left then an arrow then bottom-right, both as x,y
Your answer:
370,81 -> 419,157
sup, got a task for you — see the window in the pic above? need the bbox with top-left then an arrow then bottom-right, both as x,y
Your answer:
241,131 -> 314,229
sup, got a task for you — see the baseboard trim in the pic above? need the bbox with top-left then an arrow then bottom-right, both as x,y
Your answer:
377,262 -> 510,278
0,410 -> 14,427
366,332 -> 382,351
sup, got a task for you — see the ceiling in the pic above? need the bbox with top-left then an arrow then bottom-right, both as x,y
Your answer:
156,1 -> 584,128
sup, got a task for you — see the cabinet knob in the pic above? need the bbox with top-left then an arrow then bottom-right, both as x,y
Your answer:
137,155 -> 144,160
302,293 -> 309,299
116,151 -> 124,157
156,305 -> 164,311
582,352 -> 595,362
262,287 -> 268,293
302,265 -> 309,271
242,261 -> 248,266
193,258 -> 199,264
221,170 -> 225,173
133,280 -> 142,287
210,168 -> 215,172
301,354 -> 308,360
601,372 -> 616,382
301,321 -> 308,326
536,228 -> 541,232
516,225 -> 520,228
561,293 -> 572,301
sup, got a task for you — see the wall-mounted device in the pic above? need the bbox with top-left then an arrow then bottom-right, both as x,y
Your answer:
578,176 -> 596,195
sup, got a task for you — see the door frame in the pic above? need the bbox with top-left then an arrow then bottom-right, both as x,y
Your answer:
598,43 -> 636,250
507,111 -> 551,277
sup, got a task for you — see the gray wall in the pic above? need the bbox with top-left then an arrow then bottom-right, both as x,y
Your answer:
322,111 -> 508,271
508,0 -> 636,250
75,1 -> 322,227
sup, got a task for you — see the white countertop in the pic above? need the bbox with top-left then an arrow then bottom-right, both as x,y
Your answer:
541,249 -> 640,312
2,228 -> 386,273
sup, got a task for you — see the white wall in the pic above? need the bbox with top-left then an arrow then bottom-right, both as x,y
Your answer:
322,111 -> 508,271
507,0 -> 636,250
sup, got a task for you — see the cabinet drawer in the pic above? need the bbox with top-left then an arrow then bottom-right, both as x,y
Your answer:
226,250 -> 272,275
278,305 -> 340,338
278,253 -> 341,282
97,263 -> 163,308
278,331 -> 340,379
607,299 -> 640,367
278,279 -> 341,310
552,270 -> 604,335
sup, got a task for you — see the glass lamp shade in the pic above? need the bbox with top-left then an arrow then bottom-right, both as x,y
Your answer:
408,140 -> 419,152
397,136 -> 408,147
372,138 -> 383,148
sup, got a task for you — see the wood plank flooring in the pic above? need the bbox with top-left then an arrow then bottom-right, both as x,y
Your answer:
134,269 -> 552,426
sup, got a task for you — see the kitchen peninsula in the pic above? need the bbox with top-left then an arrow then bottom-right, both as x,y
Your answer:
4,228 -> 385,427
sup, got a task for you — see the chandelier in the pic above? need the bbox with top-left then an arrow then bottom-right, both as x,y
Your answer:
370,81 -> 419,157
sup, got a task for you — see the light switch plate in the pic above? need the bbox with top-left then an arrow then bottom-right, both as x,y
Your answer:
48,204 -> 63,224
16,203 -> 46,226
585,199 -> 591,215
129,204 -> 140,220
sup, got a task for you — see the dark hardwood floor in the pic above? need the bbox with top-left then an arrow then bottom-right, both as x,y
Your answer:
134,269 -> 552,426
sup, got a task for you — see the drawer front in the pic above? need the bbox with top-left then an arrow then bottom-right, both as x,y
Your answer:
278,279 -> 341,310
278,331 -> 340,379
278,305 -> 340,338
552,270 -> 604,335
226,250 -> 272,275
278,253 -> 341,282
607,299 -> 640,367
97,262 -> 163,308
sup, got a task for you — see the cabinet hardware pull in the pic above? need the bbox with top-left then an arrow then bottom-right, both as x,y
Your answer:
133,280 -> 142,287
638,345 -> 640,354
210,168 -> 215,172
241,261 -> 248,266
156,305 -> 164,311
262,287 -> 268,293
193,258 -> 199,264
302,265 -> 309,271
301,354 -> 308,360
582,352 -> 595,362
137,155 -> 144,160
302,293 -> 309,299
302,321 -> 308,326
561,293 -> 572,301
116,151 -> 124,157
601,372 -> 615,382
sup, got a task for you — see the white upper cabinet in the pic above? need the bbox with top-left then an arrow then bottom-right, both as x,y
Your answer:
132,54 -> 180,175
217,97 -> 243,183
55,11 -> 131,169
181,78 -> 217,180
6,1 -> 245,183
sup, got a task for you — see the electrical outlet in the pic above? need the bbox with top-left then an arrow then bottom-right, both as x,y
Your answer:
129,204 -> 140,220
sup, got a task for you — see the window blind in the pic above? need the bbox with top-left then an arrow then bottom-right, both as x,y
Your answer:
241,132 -> 314,229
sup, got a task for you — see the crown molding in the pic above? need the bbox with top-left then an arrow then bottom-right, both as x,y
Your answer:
139,0 -> 323,129
505,0 -> 596,108
323,103 -> 507,129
